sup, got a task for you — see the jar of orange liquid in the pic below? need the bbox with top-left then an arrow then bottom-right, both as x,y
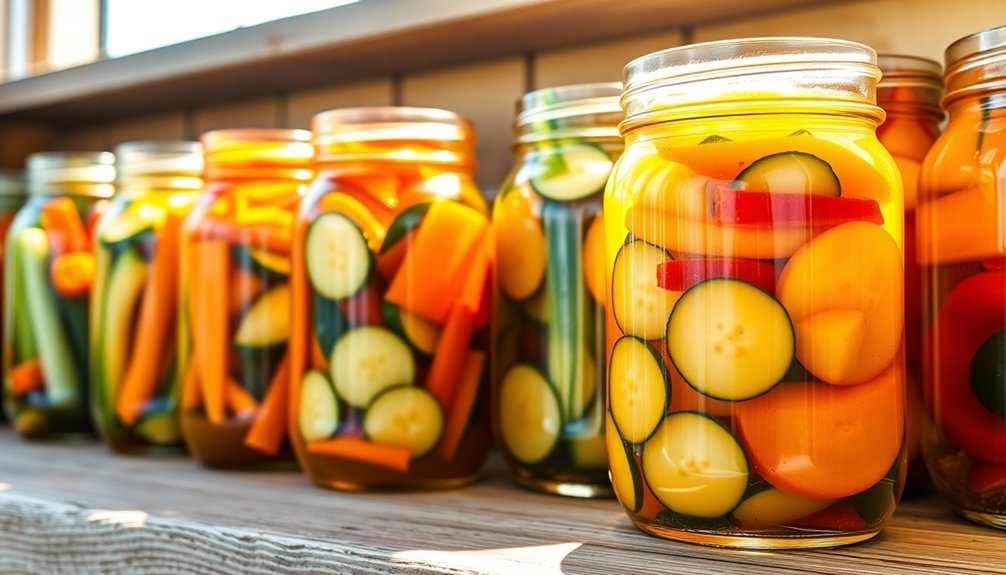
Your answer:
290,107 -> 491,490
876,55 -> 943,495
919,24 -> 1006,529
606,39 -> 904,548
4,152 -> 115,438
179,130 -> 312,468
91,141 -> 203,454
492,83 -> 622,496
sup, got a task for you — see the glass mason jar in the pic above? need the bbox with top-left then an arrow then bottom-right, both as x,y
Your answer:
606,39 -> 905,548
3,152 -> 115,438
91,141 -> 203,454
492,83 -> 622,496
919,24 -> 1006,529
290,107 -> 491,490
0,170 -> 27,423
876,55 -> 944,495
179,129 -> 312,468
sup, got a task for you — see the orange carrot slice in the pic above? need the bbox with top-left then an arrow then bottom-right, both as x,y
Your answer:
116,214 -> 182,426
306,437 -> 411,472
10,360 -> 44,396
191,239 -> 230,423
50,252 -> 96,297
226,379 -> 260,419
309,335 -> 329,373
437,351 -> 485,461
41,197 -> 89,254
425,305 -> 477,412
244,354 -> 291,455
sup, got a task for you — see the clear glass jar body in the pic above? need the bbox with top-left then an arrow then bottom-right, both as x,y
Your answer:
91,142 -> 203,454
290,107 -> 491,490
0,171 -> 27,423
492,84 -> 622,496
179,130 -> 311,469
606,39 -> 904,548
919,25 -> 1006,528
876,55 -> 944,495
3,152 -> 115,438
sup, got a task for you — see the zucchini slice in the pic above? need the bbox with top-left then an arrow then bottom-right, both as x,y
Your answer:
530,143 -> 613,202
299,369 -> 341,441
612,240 -> 677,340
569,433 -> 607,470
97,247 -> 148,415
379,202 -> 432,255
736,151 -> 840,196
306,212 -> 371,301
134,411 -> 182,446
666,279 -> 794,401
606,413 -> 643,513
382,302 -> 442,356
363,385 -> 443,458
233,284 -> 291,347
642,412 -> 749,518
609,336 -> 668,444
248,248 -> 291,276
99,203 -> 158,247
498,364 -> 561,465
330,326 -> 416,408
731,486 -> 834,529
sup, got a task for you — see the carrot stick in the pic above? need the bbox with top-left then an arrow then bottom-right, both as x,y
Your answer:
437,351 -> 485,461
244,353 -> 291,455
425,305 -> 477,412
288,215 -> 311,441
306,437 -> 412,472
115,214 -> 183,426
199,218 -> 291,254
191,239 -> 230,423
310,335 -> 329,373
40,197 -> 89,254
181,360 -> 202,410
226,379 -> 260,419
10,360 -> 44,396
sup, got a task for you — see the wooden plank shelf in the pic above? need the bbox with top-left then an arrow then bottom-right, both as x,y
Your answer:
0,430 -> 1003,574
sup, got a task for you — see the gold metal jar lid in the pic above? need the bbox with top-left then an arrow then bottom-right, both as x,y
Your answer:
943,24 -> 1006,107
115,140 -> 203,178
515,82 -> 623,144
201,129 -> 313,181
621,37 -> 883,131
877,54 -> 944,117
27,151 -> 116,197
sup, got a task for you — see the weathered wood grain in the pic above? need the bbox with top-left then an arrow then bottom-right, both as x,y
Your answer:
0,431 -> 1003,575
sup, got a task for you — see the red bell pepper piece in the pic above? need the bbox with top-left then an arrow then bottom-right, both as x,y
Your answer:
712,188 -> 884,228
968,459 -> 1006,493
787,503 -> 868,531
657,258 -> 777,294
925,271 -> 1006,464
983,258 -> 1006,271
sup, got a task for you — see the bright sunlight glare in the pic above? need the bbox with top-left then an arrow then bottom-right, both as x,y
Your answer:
104,0 -> 360,57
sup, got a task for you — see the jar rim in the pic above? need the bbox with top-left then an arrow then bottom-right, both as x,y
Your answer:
943,24 -> 1006,108
201,128 -> 312,149
514,82 -> 623,144
946,23 -> 1006,69
877,54 -> 943,85
27,151 -> 116,196
114,140 -> 203,179
312,106 -> 474,142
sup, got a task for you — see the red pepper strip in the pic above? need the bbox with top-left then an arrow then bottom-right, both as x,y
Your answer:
924,271 -> 1006,463
968,460 -> 1006,494
712,189 -> 884,228
787,503 -> 867,531
656,258 -> 777,294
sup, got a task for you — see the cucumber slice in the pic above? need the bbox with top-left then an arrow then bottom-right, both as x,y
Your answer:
306,213 -> 370,301
569,433 -> 607,470
134,411 -> 181,445
530,143 -> 613,202
379,202 -> 431,255
736,151 -> 840,196
299,369 -> 340,441
498,364 -> 561,465
97,248 -> 149,422
330,326 -> 416,408
100,205 -> 157,247
233,284 -> 291,347
606,414 -> 642,512
609,336 -> 668,444
364,385 -> 443,458
248,248 -> 290,276
16,228 -> 80,407
666,279 -> 794,401
732,487 -> 834,529
382,302 -> 442,355
699,135 -> 732,144
611,240 -> 677,340
642,412 -> 749,518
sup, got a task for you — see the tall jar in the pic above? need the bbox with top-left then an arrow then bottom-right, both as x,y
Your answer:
0,170 -> 27,423
492,83 -> 622,496
91,141 -> 203,454
3,152 -> 115,438
179,129 -> 312,468
919,24 -> 1006,528
606,39 -> 904,548
290,107 -> 491,490
876,55 -> 944,495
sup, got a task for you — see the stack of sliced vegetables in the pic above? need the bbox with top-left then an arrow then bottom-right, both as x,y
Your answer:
606,131 -> 905,537
292,167 -> 492,486
5,196 -> 100,436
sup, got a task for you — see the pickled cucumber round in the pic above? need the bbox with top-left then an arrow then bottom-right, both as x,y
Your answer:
498,364 -> 561,464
